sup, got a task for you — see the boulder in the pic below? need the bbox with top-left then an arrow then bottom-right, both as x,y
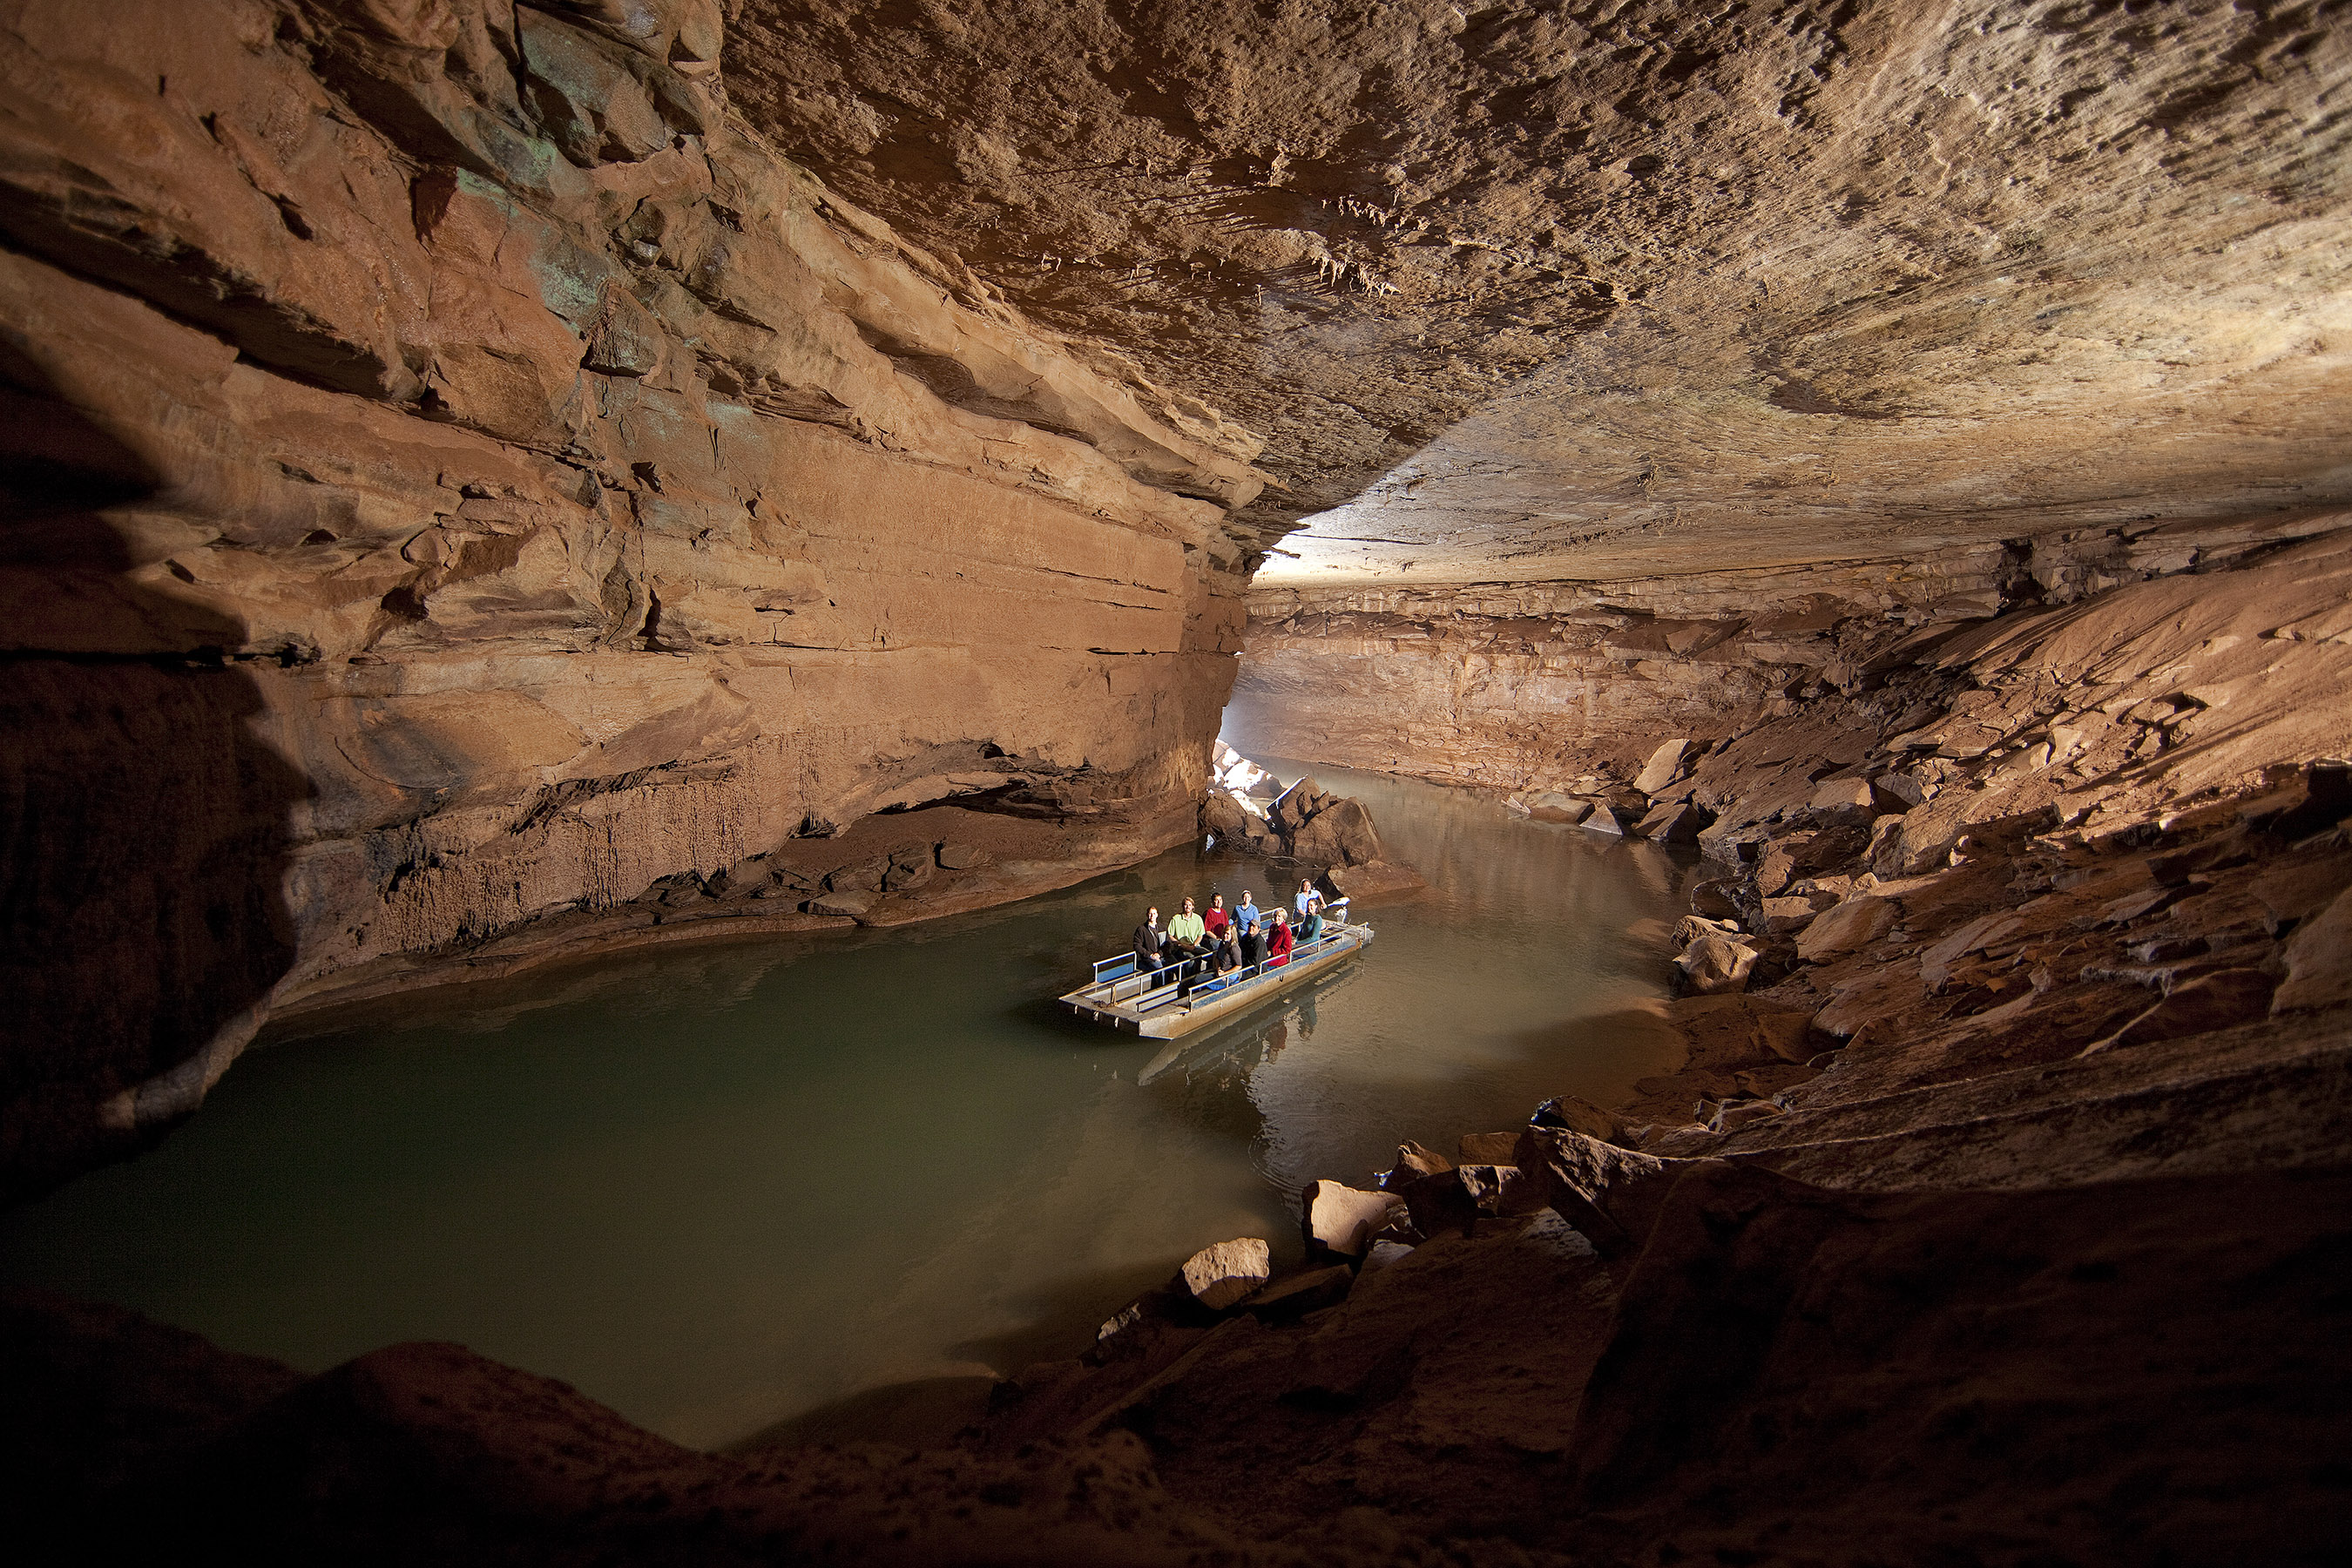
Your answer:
1457,1163 -> 1546,1216
710,855 -> 781,901
1580,805 -> 1626,836
1794,894 -> 1899,962
1302,1179 -> 1400,1261
1179,1238 -> 1271,1311
1525,791 -> 1592,824
1531,1095 -> 1621,1142
1287,811 -> 1347,865
1270,779 -> 1321,832
2273,884 -> 2352,1013
1096,1301 -> 1146,1345
1635,739 -> 1692,796
936,841 -> 990,871
808,889 -> 875,920
1319,797 -> 1384,863
1759,896 -> 1820,935
1513,1125 -> 1686,1257
1398,1169 -> 1480,1240
1378,1139 -> 1454,1189
1673,914 -> 1740,948
1690,879 -> 1740,918
1809,776 -> 1877,815
1202,788 -> 1251,844
1241,1264 -> 1353,1321
826,856 -> 890,894
1458,1131 -> 1523,1164
1674,934 -> 1758,995
1633,799 -> 1710,843
1869,771 -> 1929,813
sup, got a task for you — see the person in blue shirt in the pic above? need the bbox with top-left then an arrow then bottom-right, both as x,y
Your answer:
1294,878 -> 1318,919
1234,891 -> 1264,968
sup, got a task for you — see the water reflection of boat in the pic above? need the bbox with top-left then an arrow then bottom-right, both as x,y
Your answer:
1131,961 -> 1362,1088
1058,918 -> 1375,1039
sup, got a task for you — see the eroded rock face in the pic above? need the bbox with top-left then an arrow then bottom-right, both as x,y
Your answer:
727,0 -> 2351,575
0,0 -> 1271,1192
1229,513 -> 2352,791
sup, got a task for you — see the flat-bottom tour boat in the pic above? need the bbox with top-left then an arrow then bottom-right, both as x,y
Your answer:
1058,908 -> 1375,1038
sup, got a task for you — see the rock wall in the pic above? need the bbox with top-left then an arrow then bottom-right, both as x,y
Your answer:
0,0 -> 1269,1193
1228,511 -> 2352,793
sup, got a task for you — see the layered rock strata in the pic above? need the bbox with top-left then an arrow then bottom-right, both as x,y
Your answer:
0,1 -> 1268,1193
1231,511 -> 2352,790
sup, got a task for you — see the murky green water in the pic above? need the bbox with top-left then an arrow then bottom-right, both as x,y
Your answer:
0,758 -> 1693,1449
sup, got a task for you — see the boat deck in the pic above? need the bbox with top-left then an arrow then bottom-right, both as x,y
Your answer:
1059,918 -> 1375,1038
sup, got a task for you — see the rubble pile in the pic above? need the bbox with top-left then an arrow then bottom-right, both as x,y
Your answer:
1200,741 -> 1424,902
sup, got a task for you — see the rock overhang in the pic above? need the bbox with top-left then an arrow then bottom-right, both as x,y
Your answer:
725,0 -> 2352,587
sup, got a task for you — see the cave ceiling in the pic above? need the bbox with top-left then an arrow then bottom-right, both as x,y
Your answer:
727,0 -> 2352,585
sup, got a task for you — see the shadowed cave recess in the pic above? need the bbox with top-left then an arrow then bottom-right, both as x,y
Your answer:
1,1 -> 2349,1563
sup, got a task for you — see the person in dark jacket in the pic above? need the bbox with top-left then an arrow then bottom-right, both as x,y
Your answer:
1132,906 -> 1166,984
1234,891 -> 1265,969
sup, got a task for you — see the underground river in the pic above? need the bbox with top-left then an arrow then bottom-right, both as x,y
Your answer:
0,760 -> 1695,1450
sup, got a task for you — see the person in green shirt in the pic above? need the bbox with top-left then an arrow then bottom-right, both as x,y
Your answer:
1166,896 -> 1210,991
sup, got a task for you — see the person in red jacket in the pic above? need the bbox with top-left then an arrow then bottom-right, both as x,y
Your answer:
1265,908 -> 1294,968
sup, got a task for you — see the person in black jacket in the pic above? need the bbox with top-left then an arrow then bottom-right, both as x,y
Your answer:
1132,906 -> 1166,985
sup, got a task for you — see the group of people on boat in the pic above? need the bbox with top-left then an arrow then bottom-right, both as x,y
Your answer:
1129,880 -> 1339,991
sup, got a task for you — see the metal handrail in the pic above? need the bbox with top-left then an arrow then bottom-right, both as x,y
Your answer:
1083,920 -> 1364,1009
